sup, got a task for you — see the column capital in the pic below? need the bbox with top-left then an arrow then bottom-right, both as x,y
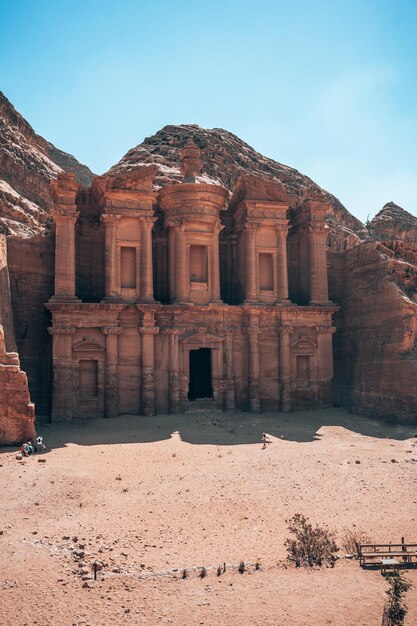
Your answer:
48,325 -> 76,336
211,220 -> 223,234
138,326 -> 159,336
307,222 -> 327,235
101,213 -> 120,224
278,324 -> 293,336
316,325 -> 336,334
275,222 -> 289,233
102,326 -> 123,335
54,210 -> 79,222
141,217 -> 157,228
244,222 -> 259,231
162,328 -> 183,336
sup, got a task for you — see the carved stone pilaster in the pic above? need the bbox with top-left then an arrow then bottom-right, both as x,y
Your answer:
244,223 -> 258,303
48,324 -> 76,421
101,214 -> 121,302
138,325 -> 159,416
102,326 -> 122,418
308,222 -> 330,304
279,325 -> 292,412
275,223 -> 291,304
224,325 -> 235,410
163,328 -> 182,413
246,313 -> 261,412
140,219 -> 156,303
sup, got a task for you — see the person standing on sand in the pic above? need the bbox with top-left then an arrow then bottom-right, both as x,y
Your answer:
35,436 -> 46,452
262,432 -> 267,450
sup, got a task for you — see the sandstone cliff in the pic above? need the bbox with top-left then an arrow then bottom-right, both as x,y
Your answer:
0,91 -> 93,236
329,240 -> 417,423
0,323 -> 35,444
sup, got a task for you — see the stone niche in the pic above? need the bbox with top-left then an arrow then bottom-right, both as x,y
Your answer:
0,324 -> 35,444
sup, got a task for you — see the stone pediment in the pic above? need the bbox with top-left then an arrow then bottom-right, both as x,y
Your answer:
73,337 -> 105,352
291,336 -> 317,353
109,165 -> 157,192
180,330 -> 224,347
228,173 -> 293,211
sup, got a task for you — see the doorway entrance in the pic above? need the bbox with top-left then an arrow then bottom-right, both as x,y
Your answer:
188,348 -> 213,400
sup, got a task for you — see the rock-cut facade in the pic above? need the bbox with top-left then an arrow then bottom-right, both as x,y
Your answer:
46,141 -> 338,420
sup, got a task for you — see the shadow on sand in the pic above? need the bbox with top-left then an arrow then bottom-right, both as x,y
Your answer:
3,407 -> 415,453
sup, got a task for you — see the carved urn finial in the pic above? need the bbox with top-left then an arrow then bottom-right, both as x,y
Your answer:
180,139 -> 202,182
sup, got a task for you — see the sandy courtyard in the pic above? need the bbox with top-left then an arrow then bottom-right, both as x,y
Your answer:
1,406 -> 417,625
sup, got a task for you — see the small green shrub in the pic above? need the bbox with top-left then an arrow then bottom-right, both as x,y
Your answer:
285,513 -> 338,567
385,572 -> 412,626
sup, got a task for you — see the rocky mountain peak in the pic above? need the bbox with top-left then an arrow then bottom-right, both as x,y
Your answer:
371,201 -> 417,229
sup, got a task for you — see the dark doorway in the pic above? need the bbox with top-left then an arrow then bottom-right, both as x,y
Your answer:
188,348 -> 213,400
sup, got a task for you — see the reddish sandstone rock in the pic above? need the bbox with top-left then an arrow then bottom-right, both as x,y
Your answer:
0,91 -> 93,236
0,324 -> 35,444
329,240 -> 417,423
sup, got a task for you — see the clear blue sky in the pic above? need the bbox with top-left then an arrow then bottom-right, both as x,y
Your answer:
1,0 -> 417,222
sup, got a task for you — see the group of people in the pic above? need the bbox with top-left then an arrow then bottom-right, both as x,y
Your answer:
20,436 -> 46,457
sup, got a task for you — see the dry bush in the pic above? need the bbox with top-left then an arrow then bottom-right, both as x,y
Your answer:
340,528 -> 372,556
285,513 -> 339,567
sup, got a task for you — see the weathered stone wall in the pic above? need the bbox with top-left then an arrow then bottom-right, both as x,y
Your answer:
0,324 -> 35,444
0,235 -> 16,351
328,242 -> 417,424
7,232 -> 55,417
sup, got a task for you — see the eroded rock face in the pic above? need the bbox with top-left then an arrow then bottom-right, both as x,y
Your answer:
0,324 -> 35,444
329,240 -> 417,423
0,91 -> 93,236
7,232 -> 55,417
0,235 -> 16,352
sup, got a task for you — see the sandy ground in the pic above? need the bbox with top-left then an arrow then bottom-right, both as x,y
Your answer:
1,405 -> 417,626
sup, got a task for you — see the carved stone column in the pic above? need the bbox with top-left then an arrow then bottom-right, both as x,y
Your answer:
139,325 -> 159,416
50,173 -> 80,303
308,223 -> 329,304
102,326 -> 122,418
140,219 -> 155,303
102,214 -> 119,302
279,325 -> 292,412
168,225 -> 176,303
275,223 -> 290,303
247,316 -> 261,412
48,325 -> 76,421
316,324 -> 336,406
210,224 -> 222,303
244,223 -> 258,303
174,224 -> 190,304
224,325 -> 235,410
166,328 -> 181,413
52,214 -> 80,302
